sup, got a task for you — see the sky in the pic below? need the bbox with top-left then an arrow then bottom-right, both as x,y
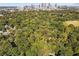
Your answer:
0,0 -> 79,6
0,0 -> 79,3
0,3 -> 78,7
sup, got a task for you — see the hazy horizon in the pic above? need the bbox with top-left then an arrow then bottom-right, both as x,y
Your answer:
0,3 -> 79,7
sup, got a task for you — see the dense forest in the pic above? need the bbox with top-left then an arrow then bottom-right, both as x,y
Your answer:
0,10 -> 79,56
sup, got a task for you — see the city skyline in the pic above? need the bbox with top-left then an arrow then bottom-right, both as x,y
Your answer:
0,3 -> 79,7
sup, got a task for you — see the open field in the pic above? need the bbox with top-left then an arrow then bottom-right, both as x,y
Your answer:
64,20 -> 79,27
